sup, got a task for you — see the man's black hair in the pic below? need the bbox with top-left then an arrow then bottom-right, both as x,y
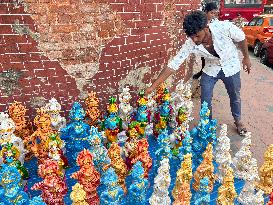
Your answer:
183,10 -> 207,36
203,2 -> 218,12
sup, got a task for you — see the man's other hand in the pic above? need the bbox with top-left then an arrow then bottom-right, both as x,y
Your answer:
145,87 -> 154,96
242,57 -> 251,74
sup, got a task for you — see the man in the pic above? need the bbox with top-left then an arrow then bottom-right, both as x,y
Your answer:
146,11 -> 251,136
193,1 -> 219,80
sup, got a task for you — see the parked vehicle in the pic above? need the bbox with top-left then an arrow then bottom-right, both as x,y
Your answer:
242,14 -> 273,56
260,37 -> 273,65
219,0 -> 266,22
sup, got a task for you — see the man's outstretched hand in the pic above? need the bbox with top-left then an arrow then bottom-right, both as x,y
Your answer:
145,87 -> 154,96
242,57 -> 251,74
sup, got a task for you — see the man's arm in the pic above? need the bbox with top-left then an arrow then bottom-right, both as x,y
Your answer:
145,38 -> 194,95
237,39 -> 251,74
226,21 -> 251,74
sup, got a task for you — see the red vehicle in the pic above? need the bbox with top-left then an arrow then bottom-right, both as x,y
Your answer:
260,37 -> 273,65
219,0 -> 266,22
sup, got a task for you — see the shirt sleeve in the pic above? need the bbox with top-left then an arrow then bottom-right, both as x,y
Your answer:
167,38 -> 193,71
225,21 -> 245,42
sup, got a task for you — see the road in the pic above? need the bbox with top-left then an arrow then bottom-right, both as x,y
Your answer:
191,49 -> 273,166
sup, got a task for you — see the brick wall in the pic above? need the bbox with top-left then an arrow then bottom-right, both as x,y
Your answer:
0,0 -> 200,118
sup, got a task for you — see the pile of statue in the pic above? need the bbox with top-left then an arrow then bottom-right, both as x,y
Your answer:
0,80 -> 273,205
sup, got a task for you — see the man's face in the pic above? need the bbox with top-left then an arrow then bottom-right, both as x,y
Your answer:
190,29 -> 206,45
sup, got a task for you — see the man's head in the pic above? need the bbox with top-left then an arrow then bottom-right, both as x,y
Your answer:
203,2 -> 218,22
183,11 -> 209,45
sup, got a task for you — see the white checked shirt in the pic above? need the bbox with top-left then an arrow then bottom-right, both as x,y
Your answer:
168,20 -> 245,77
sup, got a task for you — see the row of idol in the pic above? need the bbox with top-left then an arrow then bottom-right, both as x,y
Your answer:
0,83 -> 194,204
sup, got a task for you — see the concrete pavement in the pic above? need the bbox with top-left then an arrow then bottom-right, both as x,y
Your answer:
191,51 -> 273,166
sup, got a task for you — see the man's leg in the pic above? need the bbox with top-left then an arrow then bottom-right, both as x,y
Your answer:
222,71 -> 247,135
200,72 -> 219,119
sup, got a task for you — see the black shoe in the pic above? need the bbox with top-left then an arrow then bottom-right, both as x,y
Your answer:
193,71 -> 202,79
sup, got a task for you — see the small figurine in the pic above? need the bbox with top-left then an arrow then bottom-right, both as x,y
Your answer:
0,112 -> 26,164
238,176 -> 264,205
119,86 -> 133,129
101,97 -> 122,143
8,101 -> 34,160
31,159 -> 67,205
172,80 -> 193,127
0,156 -> 29,205
155,128 -> 172,162
44,98 -> 66,131
154,88 -> 173,137
128,161 -> 149,205
30,108 -> 54,162
217,167 -> 237,205
149,158 -> 171,205
131,90 -> 151,137
29,196 -> 47,205
0,142 -> 29,180
172,153 -> 192,204
191,101 -> 217,169
46,133 -> 68,171
85,91 -> 101,127
100,167 -> 124,205
193,177 -> 210,205
70,183 -> 89,205
214,124 -> 232,182
193,143 -> 215,193
131,138 -> 152,178
267,188 -> 273,205
124,123 -> 139,169
88,126 -> 111,174
108,142 -> 128,192
178,130 -> 192,161
71,149 -> 100,205
60,102 -> 91,161
233,132 -> 259,181
256,144 -> 273,194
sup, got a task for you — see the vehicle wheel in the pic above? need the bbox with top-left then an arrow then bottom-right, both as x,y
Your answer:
260,49 -> 268,65
253,41 -> 262,57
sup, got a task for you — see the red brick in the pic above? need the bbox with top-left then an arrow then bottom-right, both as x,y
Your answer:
152,12 -> 163,20
41,60 -> 58,69
0,25 -> 13,34
135,20 -> 153,28
51,24 -> 78,33
49,5 -> 75,14
115,0 -> 128,2
125,35 -> 145,44
0,4 -> 9,14
141,3 -> 157,12
17,43 -> 39,53
24,61 -> 44,70
8,62 -> 25,70
143,0 -> 162,3
4,43 -> 19,53
131,28 -> 145,35
0,35 -> 5,44
139,13 -> 152,21
129,0 -> 140,3
155,4 -> 164,12
110,3 -> 124,12
0,15 -> 23,24
123,4 -> 137,12
9,5 -> 25,14
120,13 -> 140,21
8,53 -> 27,62
119,43 -> 136,53
22,15 -> 35,25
